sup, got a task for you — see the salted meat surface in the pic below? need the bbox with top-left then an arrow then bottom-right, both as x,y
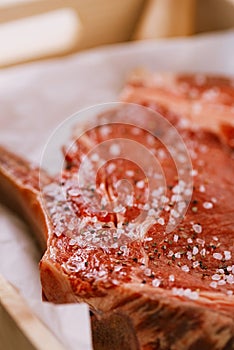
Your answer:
0,74 -> 234,350
121,71 -> 234,148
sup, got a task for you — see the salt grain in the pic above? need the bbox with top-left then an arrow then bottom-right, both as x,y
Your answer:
148,208 -> 157,216
69,239 -> 77,246
168,250 -> 174,258
203,202 -> 213,209
171,209 -> 180,218
196,238 -> 205,246
187,252 -> 193,260
210,281 -> 217,289
107,163 -> 116,173
158,218 -> 165,225
218,280 -> 226,286
192,224 -> 202,234
200,248 -> 206,256
172,287 -> 199,300
126,170 -> 134,177
161,195 -> 169,204
172,185 -> 181,194
68,188 -> 80,196
184,189 -> 193,196
189,291 -> 199,300
143,203 -> 150,211
144,268 -> 152,276
152,279 -> 161,287
224,251 -> 231,260
212,274 -> 221,281
226,275 -> 234,284
171,194 -> 182,202
193,247 -> 199,255
100,126 -> 111,136
109,143 -> 121,156
169,274 -> 175,282
181,265 -> 190,272
113,205 -> 126,214
190,169 -> 198,177
213,253 -> 223,260
136,180 -> 145,189
199,185 -> 205,193
90,153 -> 99,162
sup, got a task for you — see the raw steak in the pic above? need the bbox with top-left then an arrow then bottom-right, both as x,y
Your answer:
121,71 -> 234,148
0,73 -> 234,350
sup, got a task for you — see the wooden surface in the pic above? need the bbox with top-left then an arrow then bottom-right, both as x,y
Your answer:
0,275 -> 65,350
133,0 -> 196,39
0,0 -> 144,67
1,0 -> 234,67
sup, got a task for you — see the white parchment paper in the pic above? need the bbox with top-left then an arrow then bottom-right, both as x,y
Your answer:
0,30 -> 234,349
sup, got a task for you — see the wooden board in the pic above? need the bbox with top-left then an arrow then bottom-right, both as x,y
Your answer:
0,274 -> 65,350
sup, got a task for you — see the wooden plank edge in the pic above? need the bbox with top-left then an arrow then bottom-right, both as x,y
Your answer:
0,274 -> 65,350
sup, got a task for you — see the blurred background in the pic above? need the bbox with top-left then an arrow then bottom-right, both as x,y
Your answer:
1,0 -> 234,68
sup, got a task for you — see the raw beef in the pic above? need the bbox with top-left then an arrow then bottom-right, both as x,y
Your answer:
0,73 -> 234,350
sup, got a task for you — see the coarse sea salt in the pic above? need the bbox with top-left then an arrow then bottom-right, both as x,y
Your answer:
199,185 -> 205,192
171,209 -> 180,218
226,275 -> 234,284
144,268 -> 152,276
190,169 -> 198,176
69,238 -> 77,246
213,253 -> 223,260
196,238 -> 205,246
203,201 -> 213,209
158,218 -> 165,225
109,143 -> 121,156
126,170 -> 134,177
100,125 -> 111,136
90,153 -> 99,162
200,248 -> 206,256
224,251 -> 231,260
169,274 -> 175,282
172,287 -> 199,300
187,252 -> 192,260
136,180 -> 145,189
192,224 -> 202,234
212,274 -> 221,281
181,265 -> 190,272
210,281 -> 217,289
107,163 -> 116,174
218,280 -> 226,286
193,246 -> 199,255
113,205 -> 126,214
167,250 -> 174,258
152,279 -> 161,287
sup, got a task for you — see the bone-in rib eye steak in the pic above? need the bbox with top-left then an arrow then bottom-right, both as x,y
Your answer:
0,72 -> 234,350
